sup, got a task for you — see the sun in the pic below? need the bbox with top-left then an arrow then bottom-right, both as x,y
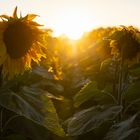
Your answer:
52,13 -> 85,40
40,9 -> 96,40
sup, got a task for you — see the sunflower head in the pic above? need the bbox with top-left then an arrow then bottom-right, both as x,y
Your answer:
0,7 -> 47,79
110,26 -> 140,59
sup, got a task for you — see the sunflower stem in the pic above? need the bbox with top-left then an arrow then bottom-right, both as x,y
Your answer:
0,66 -> 3,87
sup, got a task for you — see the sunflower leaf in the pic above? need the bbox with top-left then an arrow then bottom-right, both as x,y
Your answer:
74,81 -> 101,108
74,81 -> 115,108
0,86 -> 65,136
104,114 -> 140,140
67,105 -> 122,136
124,81 -> 140,102
7,116 -> 51,140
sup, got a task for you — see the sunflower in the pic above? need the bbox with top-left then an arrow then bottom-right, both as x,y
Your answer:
0,7 -> 47,79
110,26 -> 140,59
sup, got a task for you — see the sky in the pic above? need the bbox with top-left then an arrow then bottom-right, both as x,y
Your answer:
0,0 -> 140,39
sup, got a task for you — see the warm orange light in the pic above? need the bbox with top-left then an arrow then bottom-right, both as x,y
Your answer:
39,9 -> 98,40
51,11 -> 88,40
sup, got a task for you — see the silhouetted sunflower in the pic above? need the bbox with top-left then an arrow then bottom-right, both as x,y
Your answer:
110,26 -> 140,59
0,7 -> 46,79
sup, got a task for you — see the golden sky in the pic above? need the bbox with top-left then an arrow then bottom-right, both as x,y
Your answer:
0,0 -> 140,39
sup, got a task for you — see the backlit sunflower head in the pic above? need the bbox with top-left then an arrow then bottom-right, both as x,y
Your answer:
0,7 -> 47,79
110,26 -> 140,59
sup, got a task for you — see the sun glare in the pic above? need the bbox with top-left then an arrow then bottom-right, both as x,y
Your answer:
41,9 -> 96,40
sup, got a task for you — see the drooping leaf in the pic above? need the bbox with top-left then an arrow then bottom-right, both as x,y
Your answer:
34,80 -> 64,93
33,66 -> 54,80
97,58 -> 115,90
105,114 -> 140,140
0,86 -> 65,136
67,105 -> 122,136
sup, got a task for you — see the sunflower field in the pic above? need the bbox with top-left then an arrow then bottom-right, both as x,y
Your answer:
1,7 -> 140,140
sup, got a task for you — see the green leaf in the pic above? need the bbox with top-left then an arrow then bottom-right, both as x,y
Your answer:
74,81 -> 115,108
67,105 -> 122,136
6,116 -> 51,140
0,86 -> 65,137
74,81 -> 101,108
33,66 -> 54,80
105,114 -> 140,140
124,81 -> 140,102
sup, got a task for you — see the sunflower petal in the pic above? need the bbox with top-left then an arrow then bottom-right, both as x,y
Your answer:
0,15 -> 10,20
29,21 -> 43,26
13,6 -> 18,18
26,14 -> 39,21
20,12 -> 22,18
